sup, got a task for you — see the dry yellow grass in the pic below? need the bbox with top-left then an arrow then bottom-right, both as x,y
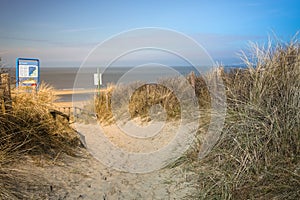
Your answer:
94,38 -> 300,199
0,82 -> 81,198
185,40 -> 300,199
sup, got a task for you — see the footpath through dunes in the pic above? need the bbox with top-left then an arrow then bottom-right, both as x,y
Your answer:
33,79 -> 199,199
15,121 -> 197,199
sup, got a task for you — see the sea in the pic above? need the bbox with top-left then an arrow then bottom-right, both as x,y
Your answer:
41,66 -> 201,90
8,66 -> 240,102
42,66 -> 201,102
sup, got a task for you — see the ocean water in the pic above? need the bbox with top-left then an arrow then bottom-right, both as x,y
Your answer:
6,65 -> 241,102
39,66 -> 201,102
41,66 -> 200,90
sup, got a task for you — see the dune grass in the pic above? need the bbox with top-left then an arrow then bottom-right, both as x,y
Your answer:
183,40 -> 300,199
94,39 -> 299,199
94,74 -> 211,125
0,82 -> 80,199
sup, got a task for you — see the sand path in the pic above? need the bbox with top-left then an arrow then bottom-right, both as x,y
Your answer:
20,151 -> 194,199
16,121 -> 197,199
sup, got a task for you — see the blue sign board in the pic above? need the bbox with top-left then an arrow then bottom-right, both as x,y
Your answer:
16,58 -> 40,89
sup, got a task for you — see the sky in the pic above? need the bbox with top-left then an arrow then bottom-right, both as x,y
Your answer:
0,0 -> 299,68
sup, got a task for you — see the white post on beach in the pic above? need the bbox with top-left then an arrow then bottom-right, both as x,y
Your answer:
96,68 -> 102,96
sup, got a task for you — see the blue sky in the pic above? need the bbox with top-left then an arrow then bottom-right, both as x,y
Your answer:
0,0 -> 299,67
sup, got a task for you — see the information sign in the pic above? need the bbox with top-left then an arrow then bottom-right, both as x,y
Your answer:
16,58 -> 40,88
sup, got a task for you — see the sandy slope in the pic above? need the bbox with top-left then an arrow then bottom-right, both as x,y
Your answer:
15,121 -> 197,199
19,151 -> 195,199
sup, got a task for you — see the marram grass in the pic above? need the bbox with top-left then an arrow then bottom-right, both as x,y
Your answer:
94,39 -> 300,199
186,40 -> 300,199
0,82 -> 80,199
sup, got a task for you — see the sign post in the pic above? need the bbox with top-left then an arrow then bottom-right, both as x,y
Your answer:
94,68 -> 102,96
16,58 -> 40,91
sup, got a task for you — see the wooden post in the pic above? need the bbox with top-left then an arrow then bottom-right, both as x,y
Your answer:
1,73 -> 12,113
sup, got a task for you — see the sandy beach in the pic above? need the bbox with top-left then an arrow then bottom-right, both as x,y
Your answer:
53,89 -> 98,107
